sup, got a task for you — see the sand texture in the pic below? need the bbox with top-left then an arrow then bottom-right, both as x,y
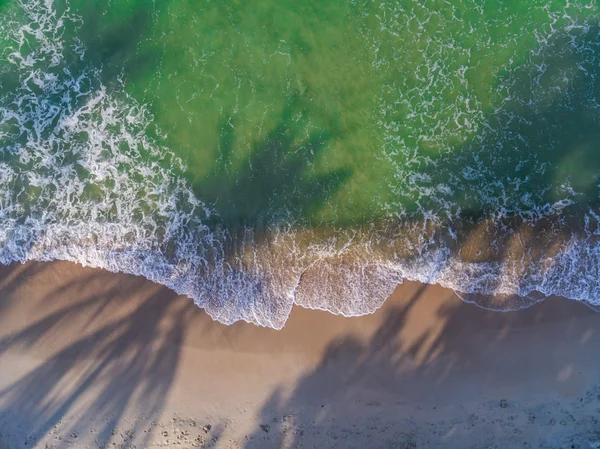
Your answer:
1,261 -> 600,448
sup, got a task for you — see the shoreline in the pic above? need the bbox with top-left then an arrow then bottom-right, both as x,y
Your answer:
1,260 -> 600,448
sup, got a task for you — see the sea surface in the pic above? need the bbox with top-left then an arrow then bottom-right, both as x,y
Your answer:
1,0 -> 600,328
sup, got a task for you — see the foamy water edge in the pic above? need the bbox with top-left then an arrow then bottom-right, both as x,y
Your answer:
1,0 -> 600,329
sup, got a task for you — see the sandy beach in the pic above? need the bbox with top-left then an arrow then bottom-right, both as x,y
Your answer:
0,261 -> 599,448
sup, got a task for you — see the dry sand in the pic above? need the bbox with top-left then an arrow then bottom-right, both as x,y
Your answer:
0,261 -> 600,448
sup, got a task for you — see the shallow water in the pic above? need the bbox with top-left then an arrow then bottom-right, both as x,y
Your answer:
1,0 -> 600,327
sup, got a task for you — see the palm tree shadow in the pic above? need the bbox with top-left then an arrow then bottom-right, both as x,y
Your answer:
77,3 -> 163,88
0,262 -> 204,449
379,22 -> 600,306
243,285 -> 600,448
241,286 -> 426,449
189,96 -> 353,231
428,24 -> 600,225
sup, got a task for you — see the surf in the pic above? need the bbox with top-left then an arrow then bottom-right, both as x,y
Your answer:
1,0 -> 600,329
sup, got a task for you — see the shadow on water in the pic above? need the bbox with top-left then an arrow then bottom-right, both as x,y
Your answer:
186,95 -> 352,231
178,22 -> 600,237
1,0 -> 161,90
367,23 -> 600,307
2,0 -> 355,232
0,0 -> 162,157
3,1 -> 600,236
425,24 -> 600,223
0,262 -> 223,449
71,3 -> 159,87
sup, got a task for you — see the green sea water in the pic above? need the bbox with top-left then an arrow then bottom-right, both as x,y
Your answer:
1,0 -> 600,326
49,0 -> 596,227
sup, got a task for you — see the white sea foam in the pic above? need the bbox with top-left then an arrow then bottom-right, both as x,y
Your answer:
2,0 -> 600,329
0,0 -> 304,328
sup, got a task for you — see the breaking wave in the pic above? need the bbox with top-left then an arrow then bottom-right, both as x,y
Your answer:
1,0 -> 600,328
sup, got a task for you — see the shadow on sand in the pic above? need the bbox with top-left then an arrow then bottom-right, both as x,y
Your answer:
241,285 -> 600,449
0,262 -> 226,449
0,263 -> 600,448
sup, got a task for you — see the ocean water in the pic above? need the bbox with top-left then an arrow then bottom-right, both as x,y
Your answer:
1,0 -> 600,328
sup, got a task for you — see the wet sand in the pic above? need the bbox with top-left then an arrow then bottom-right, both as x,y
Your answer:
0,261 -> 600,448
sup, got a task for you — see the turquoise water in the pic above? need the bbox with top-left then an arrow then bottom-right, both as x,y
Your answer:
1,0 -> 600,327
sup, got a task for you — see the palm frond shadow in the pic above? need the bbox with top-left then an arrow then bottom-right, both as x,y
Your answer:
243,285 -> 600,448
189,96 -> 352,231
424,24 -> 600,225
0,262 -> 224,449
